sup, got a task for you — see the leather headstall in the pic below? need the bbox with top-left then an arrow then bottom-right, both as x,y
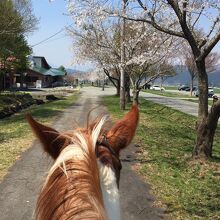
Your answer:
96,135 -> 122,169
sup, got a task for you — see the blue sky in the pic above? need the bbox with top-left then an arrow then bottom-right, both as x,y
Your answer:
27,0 -> 90,70
27,0 -> 220,69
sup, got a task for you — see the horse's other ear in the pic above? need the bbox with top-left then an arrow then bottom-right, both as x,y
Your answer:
106,104 -> 139,154
26,114 -> 70,159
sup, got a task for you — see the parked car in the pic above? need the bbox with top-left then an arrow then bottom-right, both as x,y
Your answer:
178,85 -> 190,91
194,87 -> 214,98
144,84 -> 151,89
150,85 -> 165,91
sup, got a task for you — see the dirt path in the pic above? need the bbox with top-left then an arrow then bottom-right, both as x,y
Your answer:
0,87 -> 164,220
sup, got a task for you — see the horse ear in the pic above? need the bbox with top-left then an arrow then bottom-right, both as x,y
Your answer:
26,114 -> 70,159
106,104 -> 139,154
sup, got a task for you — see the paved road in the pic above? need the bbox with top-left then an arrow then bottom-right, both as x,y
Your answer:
0,87 -> 164,220
140,91 -> 199,116
166,89 -> 220,97
140,91 -> 220,124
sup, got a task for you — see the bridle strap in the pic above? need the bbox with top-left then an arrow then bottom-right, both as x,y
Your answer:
96,135 -> 121,168
96,135 -> 117,157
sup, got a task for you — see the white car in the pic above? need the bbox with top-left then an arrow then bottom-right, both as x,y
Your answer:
150,85 -> 165,91
193,87 -> 214,98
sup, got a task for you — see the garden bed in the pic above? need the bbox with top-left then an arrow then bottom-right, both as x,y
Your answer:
0,93 -> 37,119
0,92 -> 65,119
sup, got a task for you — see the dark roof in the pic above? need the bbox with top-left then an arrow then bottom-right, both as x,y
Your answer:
46,68 -> 66,76
32,56 -> 51,69
29,56 -> 65,77
29,66 -> 66,76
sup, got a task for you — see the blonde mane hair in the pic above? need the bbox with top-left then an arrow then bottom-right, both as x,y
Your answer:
36,118 -> 107,220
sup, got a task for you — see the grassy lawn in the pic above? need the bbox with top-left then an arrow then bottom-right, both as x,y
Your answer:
164,86 -> 178,90
102,95 -> 220,220
214,88 -> 220,94
0,93 -> 79,181
183,98 -> 214,106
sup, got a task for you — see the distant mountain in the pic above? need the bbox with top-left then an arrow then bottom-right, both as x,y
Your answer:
162,65 -> 220,86
208,65 -> 220,86
67,65 -> 220,86
163,66 -> 190,85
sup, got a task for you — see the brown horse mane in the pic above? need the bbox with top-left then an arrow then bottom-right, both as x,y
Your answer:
35,122 -> 108,220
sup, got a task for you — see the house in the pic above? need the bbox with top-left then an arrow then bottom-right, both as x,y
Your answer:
25,56 -> 66,88
0,56 -> 66,89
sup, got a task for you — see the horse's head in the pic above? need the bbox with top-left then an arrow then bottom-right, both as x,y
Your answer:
27,104 -> 139,185
27,104 -> 139,219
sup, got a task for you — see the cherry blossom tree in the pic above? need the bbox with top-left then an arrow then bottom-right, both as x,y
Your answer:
66,0 -> 220,159
67,18 -> 122,93
117,0 -> 220,159
123,21 -> 177,103
67,2 -> 178,104
67,0 -> 129,108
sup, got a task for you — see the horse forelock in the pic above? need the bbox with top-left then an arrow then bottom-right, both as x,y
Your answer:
44,116 -> 108,183
36,117 -> 109,220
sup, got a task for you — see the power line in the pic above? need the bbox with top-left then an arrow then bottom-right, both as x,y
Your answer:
38,35 -> 68,45
31,28 -> 65,47
31,24 -> 73,47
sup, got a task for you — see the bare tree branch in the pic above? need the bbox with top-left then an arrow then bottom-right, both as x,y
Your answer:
199,31 -> 220,61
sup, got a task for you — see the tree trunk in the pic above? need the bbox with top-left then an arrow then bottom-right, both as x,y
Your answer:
116,84 -> 120,96
125,87 -> 131,102
192,60 -> 219,159
193,99 -> 220,158
196,61 -> 209,121
132,89 -> 139,105
119,0 -> 126,110
125,72 -> 131,102
103,68 -> 120,96
120,65 -> 126,109
102,72 -> 105,91
190,75 -> 193,97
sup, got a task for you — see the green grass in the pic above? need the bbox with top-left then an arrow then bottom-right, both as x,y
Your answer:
214,88 -> 220,94
164,86 -> 178,90
0,93 -> 79,180
183,98 -> 214,106
144,89 -> 191,98
102,95 -> 220,220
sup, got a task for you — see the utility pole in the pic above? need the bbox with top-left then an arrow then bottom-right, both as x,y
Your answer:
119,0 -> 127,110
